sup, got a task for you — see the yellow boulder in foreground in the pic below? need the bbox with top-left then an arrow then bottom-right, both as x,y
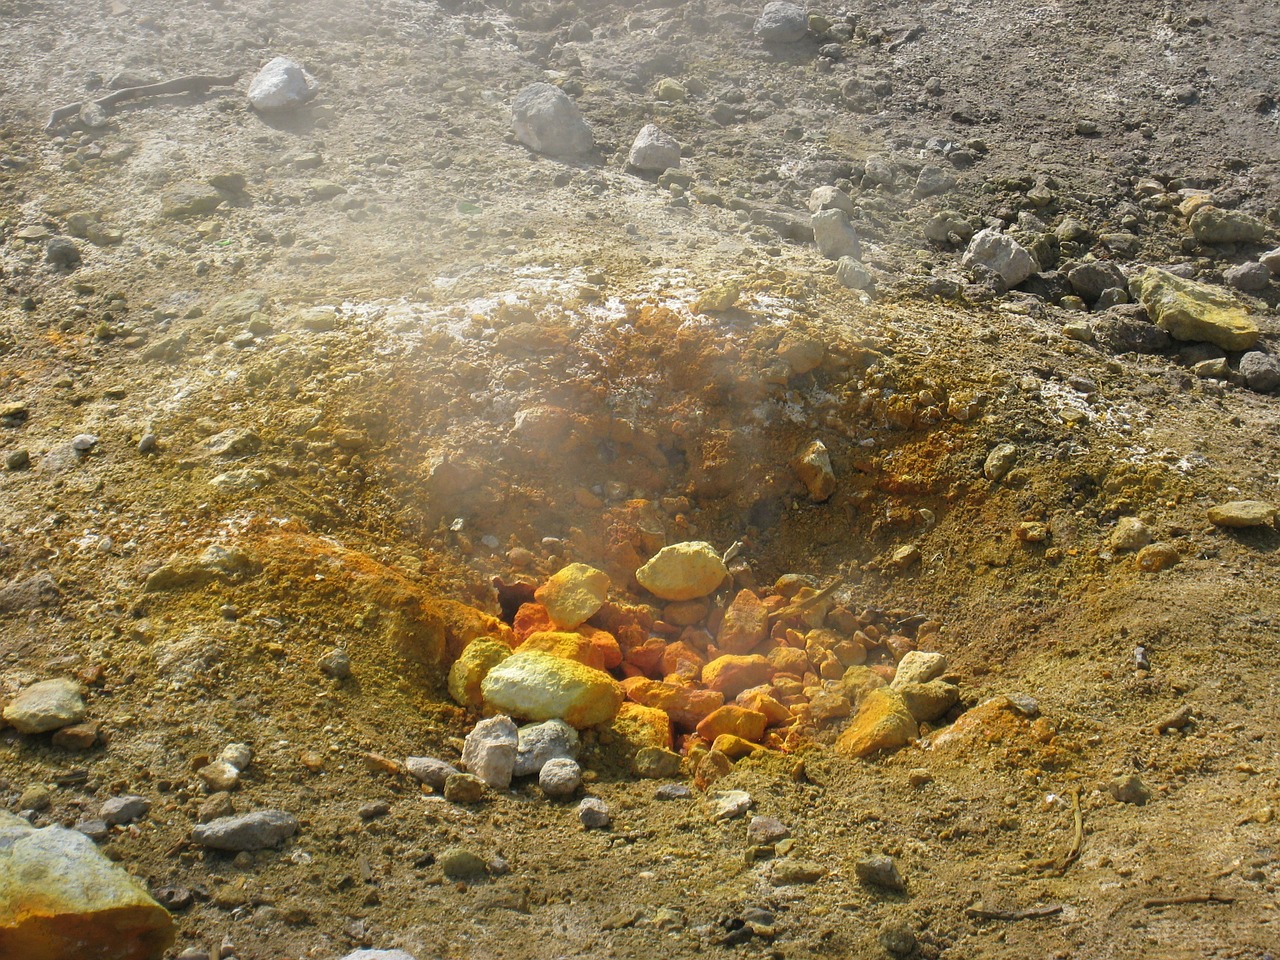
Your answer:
835,688 -> 917,758
0,813 -> 175,960
481,651 -> 623,728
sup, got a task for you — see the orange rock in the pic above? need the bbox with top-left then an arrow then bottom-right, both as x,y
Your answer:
610,701 -> 673,750
703,654 -> 774,699
929,696 -> 1025,751
712,734 -> 764,759
716,589 -> 769,654
518,630 -> 612,671
694,748 -> 734,789
834,688 -> 917,758
767,645 -> 811,678
513,602 -> 555,643
661,640 -> 707,680
696,705 -> 768,743
621,677 -> 724,729
576,624 -> 623,669
622,637 -> 667,676
736,688 -> 794,727
664,599 -> 709,627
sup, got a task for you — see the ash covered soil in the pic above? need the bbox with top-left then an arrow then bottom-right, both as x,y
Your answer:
1,0 -> 1280,958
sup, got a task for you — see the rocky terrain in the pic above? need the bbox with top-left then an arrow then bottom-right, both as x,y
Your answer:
1,1 -> 1279,958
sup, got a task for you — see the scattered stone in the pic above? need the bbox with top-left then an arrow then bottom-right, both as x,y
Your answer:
770,859 -> 826,884
51,720 -> 100,750
3,679 -> 86,734
632,746 -> 683,779
1108,517 -> 1153,551
747,816 -> 791,845
0,813 -> 175,957
247,56 -> 315,111
197,760 -> 241,793
1207,501 -> 1277,529
856,854 -> 906,892
811,209 -> 861,260
443,773 -> 486,804
835,688 -> 917,758
635,542 -> 729,601
962,228 -> 1039,286
198,792 -> 235,823
45,237 -> 81,270
1224,261 -> 1271,292
890,651 -> 948,687
1109,773 -> 1151,805
75,819 -> 110,842
835,256 -> 874,292
160,181 -> 225,219
627,124 -> 681,172
539,757 -> 582,798
655,783 -> 692,801
755,2 -> 809,42
983,443 -> 1018,482
358,800 -> 390,820
1135,542 -> 1180,572
100,795 -> 149,826
511,83 -> 593,157
654,77 -> 687,102
710,790 -> 754,821
461,715 -> 519,788
535,562 -> 610,629
190,810 -> 297,851
914,165 -> 956,197
1067,261 -> 1126,304
448,636 -> 513,709
907,768 -> 933,787
318,647 -> 352,679
809,185 -> 855,216
18,785 -> 52,812
439,847 -> 489,882
777,331 -> 825,375
481,652 -> 623,728
1260,248 -> 1280,273
1239,352 -> 1280,392
513,718 -> 580,776
1188,206 -> 1267,244
702,654 -> 774,699
879,920 -> 917,956
577,797 -> 611,829
1130,267 -> 1258,350
405,757 -> 458,790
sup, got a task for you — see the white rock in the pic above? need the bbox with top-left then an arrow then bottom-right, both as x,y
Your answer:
811,209 -> 861,260
961,228 -> 1039,286
710,789 -> 754,821
577,796 -> 611,828
461,715 -> 518,788
890,651 -> 948,688
513,719 -> 580,777
341,951 -> 419,960
2,679 -> 85,734
1260,247 -> 1280,274
627,123 -> 681,172
835,256 -> 873,291
511,82 -> 593,157
755,2 -> 809,42
219,742 -> 252,770
539,757 -> 582,798
809,185 -> 855,215
247,57 -> 315,111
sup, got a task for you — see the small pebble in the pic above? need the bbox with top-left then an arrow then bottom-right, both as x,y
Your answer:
710,789 -> 753,821
443,773 -> 485,804
747,815 -> 790,845
654,783 -> 692,801
539,757 -> 582,798
100,795 -> 150,825
71,434 -> 98,452
318,647 -> 352,679
358,800 -> 390,820
577,797 -> 611,829
856,854 -> 906,892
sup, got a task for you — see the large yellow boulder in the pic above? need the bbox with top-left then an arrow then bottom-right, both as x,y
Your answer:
835,688 -> 917,758
447,637 -> 513,709
0,814 -> 175,960
481,651 -> 623,728
1129,267 -> 1259,351
635,541 -> 728,601
534,562 -> 610,629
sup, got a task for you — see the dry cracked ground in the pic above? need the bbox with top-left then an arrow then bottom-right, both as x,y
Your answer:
1,1 -> 1280,959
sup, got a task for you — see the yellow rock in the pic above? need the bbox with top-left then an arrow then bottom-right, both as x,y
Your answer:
711,734 -> 765,759
518,630 -> 613,670
834,688 -> 917,758
635,541 -> 728,601
447,637 -> 513,709
0,814 -> 175,960
534,562 -> 610,629
1129,267 -> 1259,351
481,651 -> 623,728
692,280 -> 740,314
609,702 -> 673,751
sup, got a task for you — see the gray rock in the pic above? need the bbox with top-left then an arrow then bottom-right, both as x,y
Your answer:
627,124 -> 680,172
1109,773 -> 1151,805
75,819 -> 109,841
100,795 -> 150,826
808,185 -> 854,216
1092,314 -> 1172,354
710,789 -> 753,821
1189,206 -> 1266,244
754,2 -> 808,42
855,854 -> 906,892
1260,247 -> 1280,274
405,756 -> 459,790
2,679 -> 86,734
1224,261 -> 1272,292
439,847 -> 488,881
1067,261 -> 1126,303
914,165 -> 956,197
879,921 -> 917,956
45,237 -> 81,270
747,815 -> 790,845
461,715 -> 518,788
511,83 -> 593,157
1239,351 -> 1280,392
654,783 -> 692,801
811,209 -> 860,260
538,757 -> 582,798
862,155 -> 896,189
577,797 -> 611,829
835,256 -> 873,291
1095,287 -> 1129,310
190,810 -> 298,851
318,647 -> 352,679
514,718 -> 579,777
341,951 -> 419,960
983,443 -> 1017,482
247,57 -> 315,111
962,229 -> 1039,286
